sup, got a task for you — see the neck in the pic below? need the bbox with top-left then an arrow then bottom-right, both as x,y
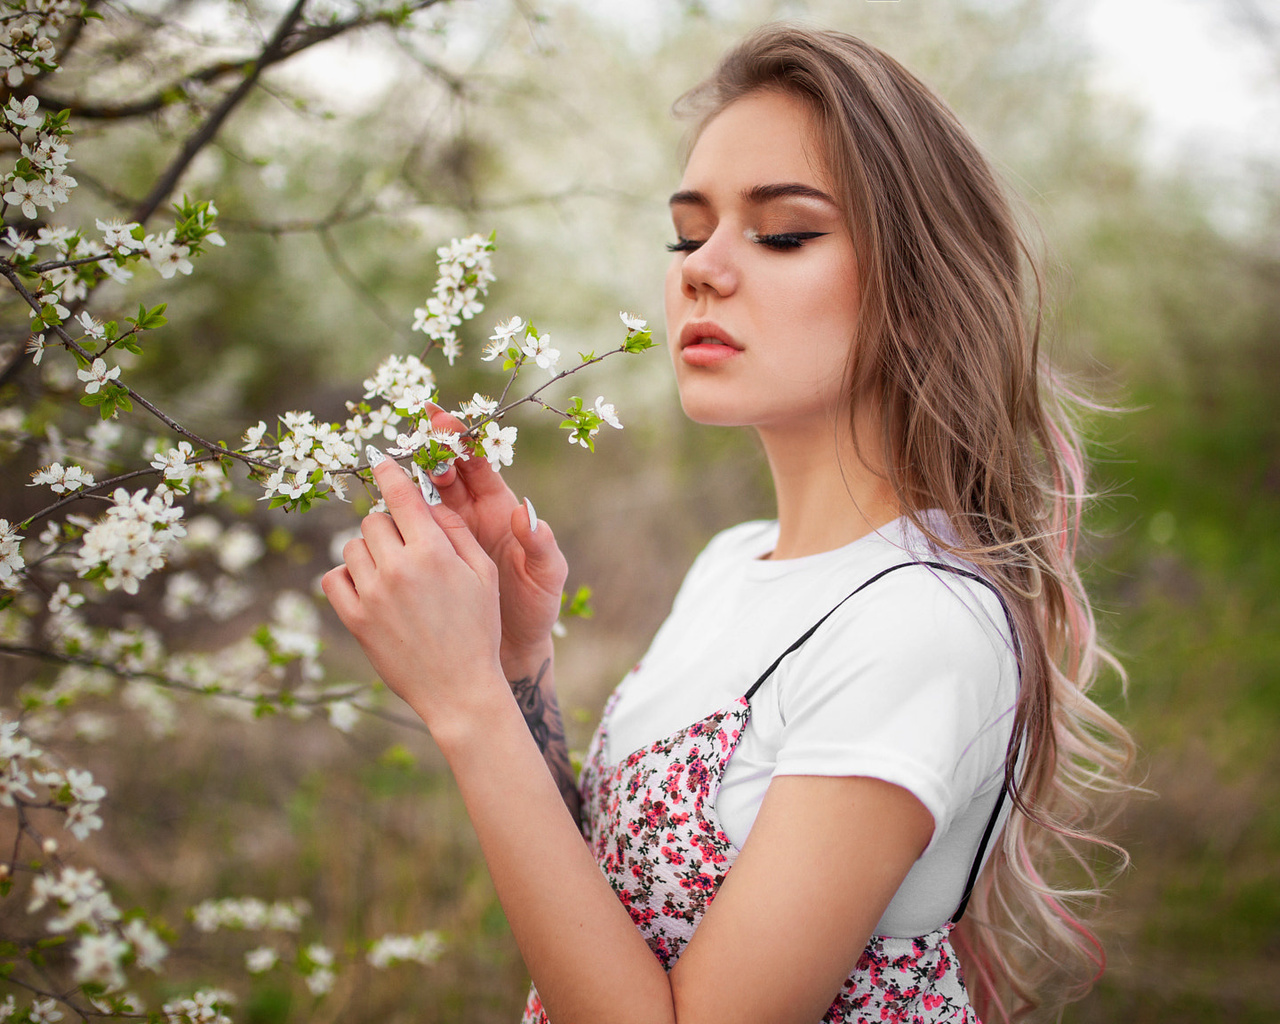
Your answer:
756,409 -> 901,560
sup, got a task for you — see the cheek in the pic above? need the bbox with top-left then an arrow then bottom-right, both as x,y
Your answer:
663,260 -> 685,361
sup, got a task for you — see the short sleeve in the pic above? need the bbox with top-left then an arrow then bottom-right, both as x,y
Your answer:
769,565 -> 1018,853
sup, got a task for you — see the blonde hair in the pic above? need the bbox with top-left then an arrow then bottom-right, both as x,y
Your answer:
676,25 -> 1135,1020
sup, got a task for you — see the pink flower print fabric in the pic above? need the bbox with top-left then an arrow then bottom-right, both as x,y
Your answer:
521,692 -> 981,1023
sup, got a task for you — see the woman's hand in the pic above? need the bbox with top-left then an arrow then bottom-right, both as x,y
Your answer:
321,455 -> 509,730
426,407 -> 569,667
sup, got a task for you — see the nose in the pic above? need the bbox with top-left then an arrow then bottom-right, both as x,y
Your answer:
679,226 -> 738,300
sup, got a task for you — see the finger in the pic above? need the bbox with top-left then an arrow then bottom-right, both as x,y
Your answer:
369,450 -> 433,545
426,407 -> 468,489
450,437 -> 514,500
342,535 -> 378,592
321,564 -> 359,619
425,498 -> 498,578
511,498 -> 570,590
359,511 -> 403,563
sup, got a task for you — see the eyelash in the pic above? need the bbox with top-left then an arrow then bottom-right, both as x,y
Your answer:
666,231 -> 828,253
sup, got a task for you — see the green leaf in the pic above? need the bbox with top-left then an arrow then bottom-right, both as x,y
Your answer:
624,329 -> 655,353
562,584 -> 594,619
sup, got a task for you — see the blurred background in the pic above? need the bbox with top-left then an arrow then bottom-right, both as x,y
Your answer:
3,0 -> 1277,1020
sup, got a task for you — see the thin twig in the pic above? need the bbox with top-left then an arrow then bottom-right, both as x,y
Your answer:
0,642 -> 429,733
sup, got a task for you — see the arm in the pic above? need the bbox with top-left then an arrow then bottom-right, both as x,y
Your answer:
504,642 -> 582,827
426,407 -> 580,819
324,459 -> 933,1024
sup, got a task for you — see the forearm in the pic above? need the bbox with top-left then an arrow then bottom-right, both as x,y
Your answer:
433,689 -> 676,1024
502,641 -> 582,827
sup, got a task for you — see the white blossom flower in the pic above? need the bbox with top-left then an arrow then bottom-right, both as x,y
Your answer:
0,762 -> 37,806
305,967 -> 335,996
85,420 -> 123,456
4,227 -> 35,257
75,311 -> 106,340
490,315 -> 525,343
76,358 -> 121,395
245,946 -> 278,973
4,177 -> 42,219
66,800 -> 104,839
362,354 -> 435,403
48,583 -> 84,615
124,918 -> 168,971
29,998 -> 63,1024
327,700 -> 358,733
0,520 -> 25,591
456,393 -> 498,419
619,311 -> 647,331
481,421 -> 517,470
144,231 -> 193,278
593,396 -> 623,431
367,930 -> 445,969
162,989 -> 235,1024
6,94 -> 40,128
392,382 -> 436,417
74,487 -> 186,594
65,767 -> 106,804
521,332 -> 560,372
241,420 -> 269,450
150,442 -> 197,486
303,943 -> 335,995
217,526 -> 265,573
72,931 -> 130,989
30,461 -> 95,494
96,218 -> 140,253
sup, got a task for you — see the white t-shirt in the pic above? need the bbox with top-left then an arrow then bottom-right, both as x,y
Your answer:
604,514 -> 1019,938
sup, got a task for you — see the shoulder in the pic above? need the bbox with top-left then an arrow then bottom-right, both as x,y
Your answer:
777,556 -> 1019,725
697,519 -> 777,563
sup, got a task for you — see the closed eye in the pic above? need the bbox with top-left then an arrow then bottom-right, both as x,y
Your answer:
753,231 -> 829,250
666,237 -> 703,253
666,231 -> 830,253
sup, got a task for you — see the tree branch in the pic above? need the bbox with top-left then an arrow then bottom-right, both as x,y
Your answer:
0,261 -> 276,473
127,0 -> 311,226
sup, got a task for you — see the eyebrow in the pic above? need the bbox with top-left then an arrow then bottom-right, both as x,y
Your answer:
668,182 -> 838,208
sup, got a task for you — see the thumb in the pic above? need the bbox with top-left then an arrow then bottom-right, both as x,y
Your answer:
512,497 -> 569,590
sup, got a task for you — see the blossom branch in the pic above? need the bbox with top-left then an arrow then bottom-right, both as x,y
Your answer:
0,261 -> 275,472
0,643 -> 430,733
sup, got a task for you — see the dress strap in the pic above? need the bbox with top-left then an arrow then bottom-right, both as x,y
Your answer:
738,558 -> 1023,925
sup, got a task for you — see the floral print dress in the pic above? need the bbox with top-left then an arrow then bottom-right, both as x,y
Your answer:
521,562 -> 1012,1024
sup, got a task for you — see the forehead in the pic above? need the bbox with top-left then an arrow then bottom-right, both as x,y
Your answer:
680,90 -> 831,195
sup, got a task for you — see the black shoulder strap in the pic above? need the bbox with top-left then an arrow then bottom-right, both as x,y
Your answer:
738,559 -> 1022,925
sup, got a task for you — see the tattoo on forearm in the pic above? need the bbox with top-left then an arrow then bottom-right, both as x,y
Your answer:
510,658 -> 583,824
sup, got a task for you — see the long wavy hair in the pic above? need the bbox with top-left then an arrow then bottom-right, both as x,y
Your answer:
675,25 -> 1135,1021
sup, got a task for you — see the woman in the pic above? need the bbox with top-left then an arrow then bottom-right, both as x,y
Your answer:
323,25 -> 1133,1023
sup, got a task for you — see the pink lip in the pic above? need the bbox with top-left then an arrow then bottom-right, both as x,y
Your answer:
679,321 -> 742,366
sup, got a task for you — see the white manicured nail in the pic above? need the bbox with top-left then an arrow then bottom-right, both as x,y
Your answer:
365,445 -> 386,467
525,496 -> 538,534
413,464 -> 441,505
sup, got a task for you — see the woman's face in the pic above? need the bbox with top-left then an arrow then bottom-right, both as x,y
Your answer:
664,89 -> 860,438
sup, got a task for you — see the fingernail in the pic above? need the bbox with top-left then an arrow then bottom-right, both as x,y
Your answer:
365,445 -> 386,467
414,464 -> 441,505
431,460 -> 451,478
525,496 -> 538,534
